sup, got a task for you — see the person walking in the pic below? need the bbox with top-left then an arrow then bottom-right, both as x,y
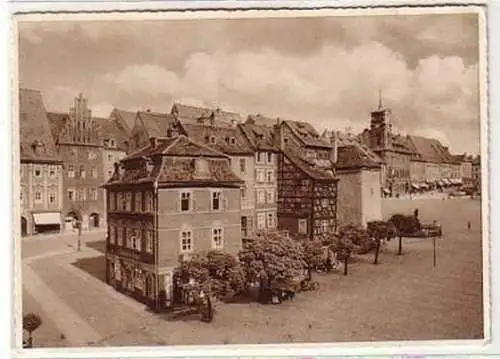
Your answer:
467,221 -> 471,231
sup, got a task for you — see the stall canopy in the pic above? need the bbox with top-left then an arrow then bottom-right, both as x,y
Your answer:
33,212 -> 61,226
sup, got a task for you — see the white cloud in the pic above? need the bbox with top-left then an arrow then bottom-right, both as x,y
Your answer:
91,103 -> 114,118
77,41 -> 480,153
43,85 -> 80,112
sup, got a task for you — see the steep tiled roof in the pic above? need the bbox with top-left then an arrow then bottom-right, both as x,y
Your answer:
172,103 -> 241,126
407,135 -> 453,163
20,89 -> 62,163
111,108 -> 137,135
245,114 -> 278,127
238,123 -> 279,152
337,145 -> 381,170
391,134 -> 414,154
94,117 -> 129,151
46,112 -> 69,142
106,135 -> 242,187
137,111 -> 178,138
180,122 -> 254,155
284,120 -> 332,149
284,150 -> 336,181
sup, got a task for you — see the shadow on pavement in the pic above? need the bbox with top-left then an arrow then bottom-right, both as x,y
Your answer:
72,255 -> 107,283
85,240 -> 106,254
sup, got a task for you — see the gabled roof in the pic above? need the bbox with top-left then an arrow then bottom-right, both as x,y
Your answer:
136,111 -> 178,139
337,145 -> 381,170
284,120 -> 332,149
171,103 -> 241,126
111,108 -> 137,135
179,122 -> 254,155
238,123 -> 279,152
106,135 -> 242,187
19,89 -> 62,163
407,135 -> 453,163
391,134 -> 414,154
283,150 -> 337,181
94,117 -> 129,151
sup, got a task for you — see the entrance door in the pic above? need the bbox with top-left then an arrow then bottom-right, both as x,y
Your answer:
89,213 -> 100,229
241,216 -> 248,237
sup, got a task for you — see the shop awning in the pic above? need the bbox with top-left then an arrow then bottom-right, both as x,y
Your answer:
383,188 -> 391,194
33,212 -> 61,226
411,184 -> 420,190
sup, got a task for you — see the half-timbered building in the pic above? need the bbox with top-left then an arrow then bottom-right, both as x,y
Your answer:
273,120 -> 338,239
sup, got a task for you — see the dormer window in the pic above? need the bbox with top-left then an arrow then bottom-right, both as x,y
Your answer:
210,136 -> 216,144
109,139 -> 116,148
230,137 -> 236,145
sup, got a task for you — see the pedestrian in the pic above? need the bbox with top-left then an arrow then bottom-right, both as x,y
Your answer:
467,221 -> 471,231
76,220 -> 82,252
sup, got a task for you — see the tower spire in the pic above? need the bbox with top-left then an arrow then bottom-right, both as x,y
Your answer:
378,87 -> 383,110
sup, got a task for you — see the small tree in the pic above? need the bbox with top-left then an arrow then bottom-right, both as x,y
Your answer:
367,220 -> 396,264
206,250 -> 246,298
23,313 -> 42,347
238,231 -> 306,301
337,225 -> 373,254
299,238 -> 325,280
389,214 -> 421,255
332,228 -> 355,276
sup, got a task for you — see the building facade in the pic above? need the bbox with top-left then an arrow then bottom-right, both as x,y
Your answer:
239,118 -> 280,235
104,135 -> 243,311
273,120 -> 338,239
47,94 -> 106,231
20,89 -> 64,236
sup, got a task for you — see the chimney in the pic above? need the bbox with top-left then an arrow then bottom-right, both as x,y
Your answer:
146,109 -> 151,113
210,112 -> 215,126
273,117 -> 285,151
149,137 -> 157,148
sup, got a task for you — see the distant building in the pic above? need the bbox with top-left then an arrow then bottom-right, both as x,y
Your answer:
472,155 -> 481,187
453,154 -> 474,184
171,102 -> 242,127
273,120 -> 338,239
128,111 -> 178,153
95,117 -> 130,181
19,88 -> 64,236
109,108 -> 137,139
103,135 -> 243,311
323,131 -> 383,227
239,116 -> 280,235
47,94 -> 106,231
359,102 -> 414,196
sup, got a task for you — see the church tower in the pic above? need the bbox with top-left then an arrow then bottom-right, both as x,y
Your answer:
369,90 -> 392,151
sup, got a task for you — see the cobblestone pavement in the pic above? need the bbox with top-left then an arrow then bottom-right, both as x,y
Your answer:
20,199 -> 484,347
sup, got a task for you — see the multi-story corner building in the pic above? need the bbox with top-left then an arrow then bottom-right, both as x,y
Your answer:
472,155 -> 481,188
176,119 -> 256,237
323,131 -> 383,226
359,103 -> 415,197
453,154 -> 474,184
239,116 -> 280,234
103,135 -> 243,311
128,111 -> 178,154
19,88 -> 64,236
273,120 -> 338,239
47,94 -> 106,231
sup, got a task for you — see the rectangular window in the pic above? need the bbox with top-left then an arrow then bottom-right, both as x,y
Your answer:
257,152 -> 264,163
90,187 -> 98,201
180,192 -> 191,212
91,168 -> 97,178
80,166 -> 86,178
257,213 -> 266,229
108,154 -> 113,161
321,199 -> 329,208
133,228 -> 141,251
135,192 -> 143,212
34,167 -> 42,178
125,192 -> 132,211
213,227 -> 223,249
145,191 -> 154,212
48,165 -> 56,178
298,219 -> 308,234
145,230 -> 153,253
79,188 -> 86,201
20,190 -> 23,201
321,220 -> 329,233
68,165 -> 75,178
267,212 -> 275,228
267,152 -> 273,164
256,170 -> 265,183
267,170 -> 274,183
34,191 -> 42,203
180,230 -> 193,252
266,190 -> 274,204
48,192 -> 56,204
68,189 -> 75,201
257,190 -> 265,204
109,225 -> 116,244
241,187 -> 247,200
240,158 -> 246,174
212,191 -> 221,211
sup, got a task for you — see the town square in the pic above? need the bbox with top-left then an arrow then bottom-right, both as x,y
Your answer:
15,7 -> 485,350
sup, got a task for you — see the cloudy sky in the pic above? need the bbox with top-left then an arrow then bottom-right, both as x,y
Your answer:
18,12 -> 481,154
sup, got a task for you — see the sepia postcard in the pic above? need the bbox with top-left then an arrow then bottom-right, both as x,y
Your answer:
11,3 -> 489,358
